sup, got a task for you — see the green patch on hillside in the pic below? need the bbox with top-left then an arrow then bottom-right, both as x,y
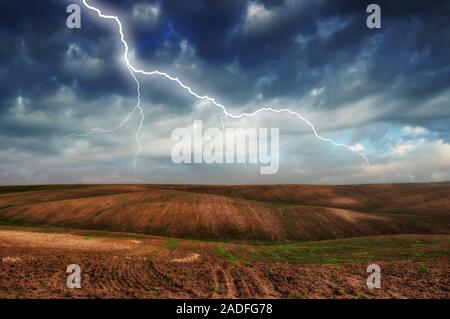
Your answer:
166,238 -> 179,251
0,218 -> 42,228
246,235 -> 450,264
216,244 -> 239,263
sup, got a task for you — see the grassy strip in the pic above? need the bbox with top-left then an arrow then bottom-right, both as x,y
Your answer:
1,223 -> 449,265
166,238 -> 179,251
216,244 -> 239,263
246,236 -> 450,264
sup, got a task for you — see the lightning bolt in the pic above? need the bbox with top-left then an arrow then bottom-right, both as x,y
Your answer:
69,0 -> 370,176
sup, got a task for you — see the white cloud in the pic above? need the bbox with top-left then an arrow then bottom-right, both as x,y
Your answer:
310,87 -> 325,97
243,2 -> 273,33
392,142 -> 417,156
247,3 -> 272,22
401,126 -> 428,136
351,143 -> 365,152
432,171 -> 449,182
132,3 -> 160,26
64,43 -> 104,76
316,17 -> 348,39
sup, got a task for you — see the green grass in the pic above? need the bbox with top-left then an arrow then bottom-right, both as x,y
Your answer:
0,218 -> 47,228
165,238 -> 179,251
1,222 -> 449,265
76,230 -> 145,239
146,287 -> 161,294
419,265 -> 429,274
216,244 -> 239,263
245,235 -> 450,264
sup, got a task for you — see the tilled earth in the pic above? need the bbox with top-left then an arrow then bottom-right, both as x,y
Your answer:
0,228 -> 449,299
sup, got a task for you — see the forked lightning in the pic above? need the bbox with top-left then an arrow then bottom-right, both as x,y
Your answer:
67,0 -> 370,176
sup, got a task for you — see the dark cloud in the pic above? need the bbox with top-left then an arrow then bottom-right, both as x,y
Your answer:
0,0 -> 134,114
159,0 -> 247,63
0,0 -> 449,184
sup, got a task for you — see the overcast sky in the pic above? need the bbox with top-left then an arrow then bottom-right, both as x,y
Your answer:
0,0 -> 449,185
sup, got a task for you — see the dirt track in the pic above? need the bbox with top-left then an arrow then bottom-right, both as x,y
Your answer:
1,228 -> 449,299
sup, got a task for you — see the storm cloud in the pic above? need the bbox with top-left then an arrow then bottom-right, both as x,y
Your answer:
0,0 -> 449,184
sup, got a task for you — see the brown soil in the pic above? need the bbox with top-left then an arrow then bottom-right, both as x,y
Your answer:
1,184 -> 449,241
0,228 -> 448,299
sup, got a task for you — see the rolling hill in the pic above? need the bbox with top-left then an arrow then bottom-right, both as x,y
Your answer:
0,183 -> 449,241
